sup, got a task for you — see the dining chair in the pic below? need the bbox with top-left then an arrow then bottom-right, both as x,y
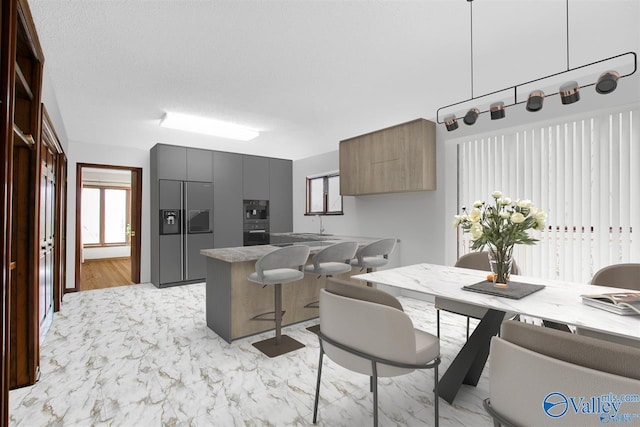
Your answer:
484,320 -> 640,426
576,263 -> 640,347
247,245 -> 311,357
591,263 -> 640,288
435,251 -> 521,339
313,278 -> 440,427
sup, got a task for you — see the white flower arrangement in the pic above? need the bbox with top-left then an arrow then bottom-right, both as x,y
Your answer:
453,191 -> 546,251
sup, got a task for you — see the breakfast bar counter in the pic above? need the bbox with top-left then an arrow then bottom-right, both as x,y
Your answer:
201,234 -> 385,343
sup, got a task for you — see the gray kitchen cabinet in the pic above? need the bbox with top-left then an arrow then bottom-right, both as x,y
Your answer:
187,148 -> 213,182
214,152 -> 243,248
155,144 -> 187,180
268,158 -> 293,233
243,155 -> 270,200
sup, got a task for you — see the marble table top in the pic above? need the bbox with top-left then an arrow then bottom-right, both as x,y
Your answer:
354,263 -> 640,342
200,234 -> 385,263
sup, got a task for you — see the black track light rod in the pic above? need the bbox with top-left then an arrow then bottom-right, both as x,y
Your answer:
436,51 -> 637,124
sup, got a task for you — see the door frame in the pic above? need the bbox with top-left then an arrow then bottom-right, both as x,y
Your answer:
41,106 -> 65,312
74,163 -> 142,291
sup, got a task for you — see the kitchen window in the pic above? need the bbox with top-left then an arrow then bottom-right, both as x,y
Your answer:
82,186 -> 131,247
306,173 -> 343,215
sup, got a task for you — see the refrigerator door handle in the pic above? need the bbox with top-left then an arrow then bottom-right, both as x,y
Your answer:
181,182 -> 185,280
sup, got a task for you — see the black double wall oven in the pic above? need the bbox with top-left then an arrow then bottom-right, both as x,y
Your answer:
243,199 -> 269,246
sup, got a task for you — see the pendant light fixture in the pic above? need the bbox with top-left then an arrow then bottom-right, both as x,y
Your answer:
444,115 -> 459,131
437,0 -> 637,130
463,108 -> 480,125
526,90 -> 545,112
559,81 -> 580,104
595,71 -> 620,94
490,102 -> 505,120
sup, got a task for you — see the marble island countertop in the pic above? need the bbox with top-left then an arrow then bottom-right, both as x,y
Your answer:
200,233 -> 386,263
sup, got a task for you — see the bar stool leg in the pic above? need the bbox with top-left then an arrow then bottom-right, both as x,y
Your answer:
252,282 -> 305,358
274,283 -> 282,344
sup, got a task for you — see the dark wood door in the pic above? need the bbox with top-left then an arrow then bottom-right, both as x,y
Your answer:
9,143 -> 39,389
39,141 -> 55,339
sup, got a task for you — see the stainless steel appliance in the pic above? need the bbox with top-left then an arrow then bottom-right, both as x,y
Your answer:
159,180 -> 214,285
243,200 -> 269,246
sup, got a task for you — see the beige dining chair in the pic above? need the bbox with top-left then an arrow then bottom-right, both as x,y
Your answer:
484,320 -> 640,426
313,278 -> 440,427
435,251 -> 521,339
576,263 -> 640,348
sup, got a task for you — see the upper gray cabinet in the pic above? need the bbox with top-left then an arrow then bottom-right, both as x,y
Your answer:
187,148 -> 213,182
339,118 -> 436,195
243,155 -> 270,200
269,158 -> 293,233
152,145 -> 213,182
213,152 -> 243,248
155,144 -> 187,181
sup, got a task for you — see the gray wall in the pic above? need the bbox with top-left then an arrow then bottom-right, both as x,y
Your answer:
41,66 -> 69,153
66,142 -> 151,288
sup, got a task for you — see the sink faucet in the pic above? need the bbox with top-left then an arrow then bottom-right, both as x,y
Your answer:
316,215 -> 325,235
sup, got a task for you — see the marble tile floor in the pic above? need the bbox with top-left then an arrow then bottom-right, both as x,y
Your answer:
9,282 -> 494,426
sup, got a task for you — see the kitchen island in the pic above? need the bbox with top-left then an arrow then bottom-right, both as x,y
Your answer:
201,233 -> 387,343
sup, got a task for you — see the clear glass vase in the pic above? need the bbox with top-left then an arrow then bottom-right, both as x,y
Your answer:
488,245 -> 514,288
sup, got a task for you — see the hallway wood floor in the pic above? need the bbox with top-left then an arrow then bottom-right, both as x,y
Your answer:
80,258 -> 134,290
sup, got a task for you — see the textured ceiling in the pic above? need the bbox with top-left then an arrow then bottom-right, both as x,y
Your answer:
29,0 -> 640,160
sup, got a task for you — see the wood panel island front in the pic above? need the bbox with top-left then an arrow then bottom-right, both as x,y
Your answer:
200,234 -> 388,343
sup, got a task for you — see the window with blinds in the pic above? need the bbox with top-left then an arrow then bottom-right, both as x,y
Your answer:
458,107 -> 640,284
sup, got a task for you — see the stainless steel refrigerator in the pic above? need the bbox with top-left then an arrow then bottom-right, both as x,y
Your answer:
158,180 -> 213,285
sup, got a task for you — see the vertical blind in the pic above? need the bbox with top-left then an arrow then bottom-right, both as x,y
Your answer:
458,107 -> 640,284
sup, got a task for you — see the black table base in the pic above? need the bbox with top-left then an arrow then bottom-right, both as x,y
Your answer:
438,309 -> 506,404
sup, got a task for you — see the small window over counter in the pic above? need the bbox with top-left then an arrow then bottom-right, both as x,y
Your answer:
306,173 -> 343,215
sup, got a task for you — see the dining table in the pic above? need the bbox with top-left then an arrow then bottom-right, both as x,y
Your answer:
354,263 -> 640,404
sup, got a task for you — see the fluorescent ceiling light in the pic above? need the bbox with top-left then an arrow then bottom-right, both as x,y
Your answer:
160,112 -> 259,141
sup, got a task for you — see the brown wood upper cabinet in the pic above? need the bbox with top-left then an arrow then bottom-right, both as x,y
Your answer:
339,118 -> 436,196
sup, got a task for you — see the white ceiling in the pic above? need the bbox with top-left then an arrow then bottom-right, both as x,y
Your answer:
29,0 -> 640,161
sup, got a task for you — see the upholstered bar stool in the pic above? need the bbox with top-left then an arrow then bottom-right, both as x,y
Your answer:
248,245 -> 311,357
350,238 -> 396,286
303,241 -> 358,333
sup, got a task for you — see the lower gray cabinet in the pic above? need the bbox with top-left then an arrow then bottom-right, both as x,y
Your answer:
214,152 -> 243,248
